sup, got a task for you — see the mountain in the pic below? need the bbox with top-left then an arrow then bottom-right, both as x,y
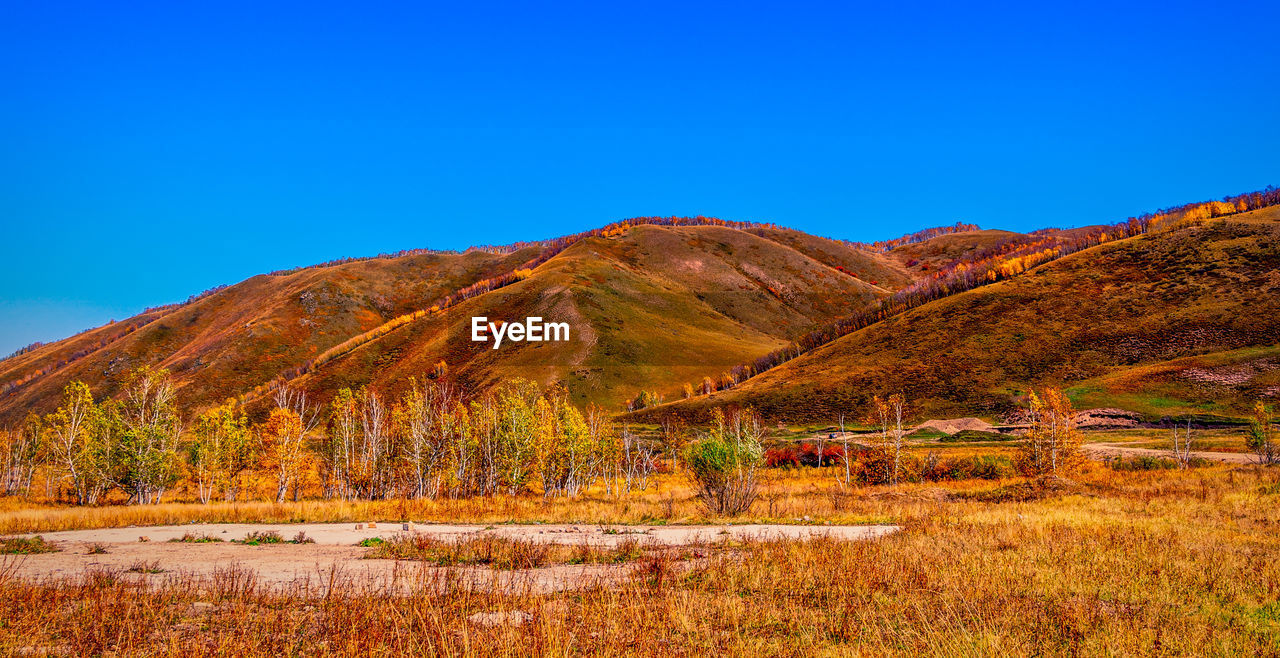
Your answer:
636,205 -> 1280,422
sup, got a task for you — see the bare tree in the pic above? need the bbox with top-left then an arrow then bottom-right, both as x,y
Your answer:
1,415 -> 43,497
839,414 -> 853,487
1170,419 -> 1194,469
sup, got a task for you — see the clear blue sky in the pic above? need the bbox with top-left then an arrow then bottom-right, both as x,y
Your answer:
2,1 -> 1278,355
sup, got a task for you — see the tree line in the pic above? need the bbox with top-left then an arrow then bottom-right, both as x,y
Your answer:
1,369 -> 657,505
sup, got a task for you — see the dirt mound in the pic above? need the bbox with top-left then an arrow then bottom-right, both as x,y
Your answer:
1073,408 -> 1142,429
915,417 -> 994,435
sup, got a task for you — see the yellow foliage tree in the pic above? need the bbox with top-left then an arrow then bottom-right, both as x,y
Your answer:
1016,388 -> 1082,476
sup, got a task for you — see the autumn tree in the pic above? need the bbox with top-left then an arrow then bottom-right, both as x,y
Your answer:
189,400 -> 253,503
536,386 -> 595,497
490,379 -> 541,494
1016,388 -> 1083,476
112,366 -> 183,504
1247,402 -> 1278,465
659,416 -> 689,472
322,387 -> 358,499
394,379 -> 451,498
261,384 -> 321,502
444,401 -> 474,498
868,394 -> 908,485
45,381 -> 110,504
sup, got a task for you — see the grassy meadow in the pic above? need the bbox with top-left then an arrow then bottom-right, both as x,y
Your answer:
1,434 -> 1277,655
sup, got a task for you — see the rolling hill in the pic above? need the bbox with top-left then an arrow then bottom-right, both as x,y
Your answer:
5,189 -> 1278,426
278,224 -> 905,412
0,247 -> 542,423
0,219 -> 922,423
638,205 -> 1280,422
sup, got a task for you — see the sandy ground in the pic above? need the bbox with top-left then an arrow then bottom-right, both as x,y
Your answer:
1084,443 -> 1256,464
8,523 -> 899,592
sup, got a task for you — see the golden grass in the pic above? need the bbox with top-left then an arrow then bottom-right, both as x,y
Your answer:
1,463 -> 1278,654
362,532 -> 657,568
0,472 -> 895,534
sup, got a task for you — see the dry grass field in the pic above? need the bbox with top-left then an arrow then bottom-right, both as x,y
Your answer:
2,448 -> 1278,656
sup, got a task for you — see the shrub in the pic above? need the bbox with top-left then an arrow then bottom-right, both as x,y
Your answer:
1108,456 -> 1178,471
169,532 -> 224,543
127,559 -> 166,574
685,408 -> 764,515
764,443 -> 855,468
237,530 -> 284,545
0,536 -> 59,554
858,453 -> 922,485
364,534 -> 552,569
919,454 -> 1015,482
938,430 -> 1012,443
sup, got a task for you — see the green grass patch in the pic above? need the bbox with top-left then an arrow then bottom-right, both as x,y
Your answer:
1,535 -> 59,554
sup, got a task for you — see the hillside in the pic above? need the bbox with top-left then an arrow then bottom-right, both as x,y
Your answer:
294,224 -> 895,410
640,206 -> 1280,422
7,192 -> 1277,426
0,221 -> 912,423
887,228 -> 1024,275
0,248 -> 541,423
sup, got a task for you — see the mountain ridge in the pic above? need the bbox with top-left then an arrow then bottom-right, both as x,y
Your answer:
4,187 -> 1278,425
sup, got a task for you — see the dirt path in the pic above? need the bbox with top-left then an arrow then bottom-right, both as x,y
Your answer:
1084,443 -> 1256,464
8,523 -> 899,592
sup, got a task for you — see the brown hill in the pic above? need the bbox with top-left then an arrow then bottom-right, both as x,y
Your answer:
888,228 -> 1024,275
292,224 -> 896,411
0,248 -> 540,423
0,221 -> 915,423
638,206 -> 1280,422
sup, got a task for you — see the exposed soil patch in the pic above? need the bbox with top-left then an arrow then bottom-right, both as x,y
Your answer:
915,417 -> 995,434
1084,443 -> 1255,464
8,523 -> 898,592
1073,408 -> 1142,429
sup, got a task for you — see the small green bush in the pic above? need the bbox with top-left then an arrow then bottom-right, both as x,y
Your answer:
0,536 -> 59,554
237,530 -> 284,545
685,409 -> 764,515
938,430 -> 1013,443
1108,456 -> 1178,471
170,532 -> 224,543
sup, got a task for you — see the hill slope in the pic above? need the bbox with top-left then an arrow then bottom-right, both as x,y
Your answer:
0,221 -> 910,423
642,207 -> 1280,421
0,248 -> 541,422
294,224 -> 895,410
